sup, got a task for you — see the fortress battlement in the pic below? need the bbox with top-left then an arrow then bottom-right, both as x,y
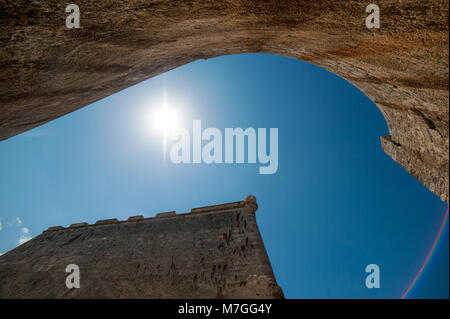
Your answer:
43,195 -> 259,234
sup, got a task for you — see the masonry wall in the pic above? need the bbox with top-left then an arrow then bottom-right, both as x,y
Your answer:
0,196 -> 284,299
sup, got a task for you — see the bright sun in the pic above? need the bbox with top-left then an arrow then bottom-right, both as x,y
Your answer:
152,107 -> 179,133
150,96 -> 183,159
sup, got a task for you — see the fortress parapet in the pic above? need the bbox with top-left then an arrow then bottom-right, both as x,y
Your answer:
42,195 -> 259,234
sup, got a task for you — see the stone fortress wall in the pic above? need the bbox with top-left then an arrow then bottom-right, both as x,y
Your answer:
0,196 -> 284,299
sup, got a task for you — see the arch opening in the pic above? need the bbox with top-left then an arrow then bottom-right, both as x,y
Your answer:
0,0 -> 448,202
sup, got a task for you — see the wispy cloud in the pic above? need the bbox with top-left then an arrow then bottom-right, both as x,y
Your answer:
7,217 -> 22,227
17,226 -> 32,245
18,234 -> 31,245
3,217 -> 33,245
18,237 -> 31,244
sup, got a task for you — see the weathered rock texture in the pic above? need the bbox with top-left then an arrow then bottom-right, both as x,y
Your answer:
0,1 -> 448,201
0,196 -> 284,298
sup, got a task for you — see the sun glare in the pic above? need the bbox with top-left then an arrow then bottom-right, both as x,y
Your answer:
149,94 -> 184,160
153,107 -> 179,133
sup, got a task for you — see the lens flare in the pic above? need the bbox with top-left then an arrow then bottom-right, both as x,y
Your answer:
401,206 -> 449,299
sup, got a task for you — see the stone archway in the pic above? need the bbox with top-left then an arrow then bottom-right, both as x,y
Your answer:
0,1 -> 448,201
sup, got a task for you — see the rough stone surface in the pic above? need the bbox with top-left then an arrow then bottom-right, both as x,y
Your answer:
0,197 -> 283,299
0,1 -> 448,201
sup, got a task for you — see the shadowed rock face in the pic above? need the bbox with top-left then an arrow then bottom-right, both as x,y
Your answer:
0,1 -> 448,201
0,197 -> 284,299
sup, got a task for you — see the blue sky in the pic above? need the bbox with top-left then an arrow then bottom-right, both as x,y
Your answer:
0,53 -> 448,298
